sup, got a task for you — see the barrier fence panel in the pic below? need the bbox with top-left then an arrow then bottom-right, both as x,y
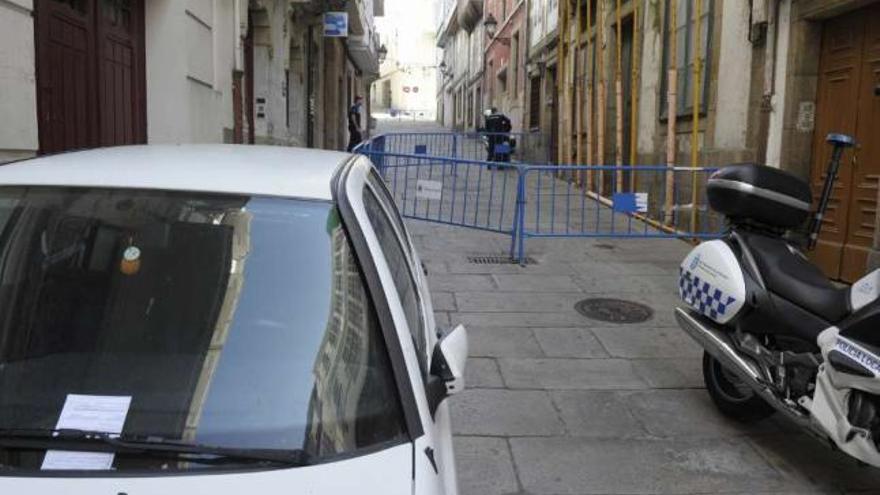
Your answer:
359,132 -> 553,165
356,133 -> 725,263
514,165 -> 724,262
372,151 -> 523,255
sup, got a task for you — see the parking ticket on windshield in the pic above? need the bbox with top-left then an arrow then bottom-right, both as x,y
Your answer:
41,394 -> 132,470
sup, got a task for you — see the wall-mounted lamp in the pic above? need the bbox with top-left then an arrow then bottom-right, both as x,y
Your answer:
483,13 -> 510,45
484,13 -> 499,37
377,44 -> 388,64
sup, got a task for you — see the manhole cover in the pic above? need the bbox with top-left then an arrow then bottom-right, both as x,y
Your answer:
467,255 -> 537,265
575,298 -> 653,323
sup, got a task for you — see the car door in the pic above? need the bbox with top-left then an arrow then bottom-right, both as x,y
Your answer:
357,165 -> 459,495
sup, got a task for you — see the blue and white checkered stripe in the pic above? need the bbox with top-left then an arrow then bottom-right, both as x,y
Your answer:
679,268 -> 737,321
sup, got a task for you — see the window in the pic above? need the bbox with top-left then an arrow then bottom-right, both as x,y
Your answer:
529,75 -> 541,129
498,67 -> 508,94
368,171 -> 413,254
467,91 -> 474,127
362,188 -> 428,375
661,0 -> 713,117
578,0 -> 597,33
511,32 -> 520,94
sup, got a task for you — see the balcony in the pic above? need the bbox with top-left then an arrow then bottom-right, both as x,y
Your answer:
457,0 -> 482,33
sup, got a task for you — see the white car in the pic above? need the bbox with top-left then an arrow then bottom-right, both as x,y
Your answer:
0,145 -> 466,494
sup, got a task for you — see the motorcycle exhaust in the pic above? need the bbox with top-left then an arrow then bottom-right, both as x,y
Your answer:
674,307 -> 817,430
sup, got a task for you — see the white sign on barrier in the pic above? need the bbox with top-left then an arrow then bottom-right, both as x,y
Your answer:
416,180 -> 442,200
635,192 -> 648,213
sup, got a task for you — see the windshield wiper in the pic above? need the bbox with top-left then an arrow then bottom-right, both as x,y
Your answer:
0,428 -> 310,467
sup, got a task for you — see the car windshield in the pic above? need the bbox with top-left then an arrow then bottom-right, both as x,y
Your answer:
0,187 -> 407,472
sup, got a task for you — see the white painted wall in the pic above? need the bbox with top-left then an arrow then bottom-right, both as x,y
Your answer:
145,0 -> 239,144
714,0 -> 753,151
529,0 -> 558,49
252,1 -> 292,145
636,0 -> 661,154
765,0 -> 792,169
0,0 -> 38,161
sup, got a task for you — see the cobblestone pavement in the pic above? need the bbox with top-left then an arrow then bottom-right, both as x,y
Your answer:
374,118 -> 880,495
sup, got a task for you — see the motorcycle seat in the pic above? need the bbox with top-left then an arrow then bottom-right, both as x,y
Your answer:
739,232 -> 851,322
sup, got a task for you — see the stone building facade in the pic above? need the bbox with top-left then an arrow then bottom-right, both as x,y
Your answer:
551,0 -> 880,282
0,0 -> 383,161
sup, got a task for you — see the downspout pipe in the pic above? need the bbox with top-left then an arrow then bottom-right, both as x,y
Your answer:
762,0 -> 780,107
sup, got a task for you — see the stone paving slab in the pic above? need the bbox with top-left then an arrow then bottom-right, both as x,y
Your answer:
453,437 -> 520,495
550,390 -> 649,438
630,357 -> 706,389
427,273 -> 496,292
499,358 -> 650,390
591,326 -> 704,358
451,389 -> 565,436
466,326 -> 544,358
509,437 -> 813,495
532,327 -> 610,358
491,274 -> 583,292
464,357 -> 505,388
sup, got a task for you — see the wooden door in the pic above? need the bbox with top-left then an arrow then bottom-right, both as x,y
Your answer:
96,0 -> 146,147
811,4 -> 880,282
620,18 -> 634,191
35,0 -> 145,154
548,67 -> 558,164
35,0 -> 98,153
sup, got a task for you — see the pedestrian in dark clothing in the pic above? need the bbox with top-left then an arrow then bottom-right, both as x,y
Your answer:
347,96 -> 364,152
484,107 -> 513,164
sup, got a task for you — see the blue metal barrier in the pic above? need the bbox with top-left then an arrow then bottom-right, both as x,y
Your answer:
356,133 -> 724,263
359,131 -> 553,164
514,165 -> 723,261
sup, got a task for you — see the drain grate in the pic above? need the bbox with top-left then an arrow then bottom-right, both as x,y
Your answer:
594,243 -> 617,250
575,298 -> 654,324
467,255 -> 537,265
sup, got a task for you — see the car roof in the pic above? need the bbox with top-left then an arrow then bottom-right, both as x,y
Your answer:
0,145 -> 355,200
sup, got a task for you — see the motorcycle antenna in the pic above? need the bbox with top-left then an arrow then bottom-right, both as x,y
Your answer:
807,133 -> 856,250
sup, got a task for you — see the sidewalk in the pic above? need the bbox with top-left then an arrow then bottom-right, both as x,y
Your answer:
376,119 -> 880,494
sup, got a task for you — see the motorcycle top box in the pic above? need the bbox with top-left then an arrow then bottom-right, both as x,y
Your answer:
707,164 -> 812,229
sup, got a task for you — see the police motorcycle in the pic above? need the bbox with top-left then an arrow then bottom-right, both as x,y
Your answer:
480,108 -> 516,166
675,133 -> 880,468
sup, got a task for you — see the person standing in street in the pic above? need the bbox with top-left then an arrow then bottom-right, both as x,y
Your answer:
347,96 -> 364,152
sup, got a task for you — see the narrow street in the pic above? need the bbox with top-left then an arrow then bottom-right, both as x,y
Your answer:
376,119 -> 880,495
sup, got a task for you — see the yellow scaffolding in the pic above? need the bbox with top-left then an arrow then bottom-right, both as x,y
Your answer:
690,0 -> 703,234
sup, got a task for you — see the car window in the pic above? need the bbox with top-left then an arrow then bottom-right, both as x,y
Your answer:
362,189 -> 428,376
0,187 -> 407,472
367,171 -> 413,255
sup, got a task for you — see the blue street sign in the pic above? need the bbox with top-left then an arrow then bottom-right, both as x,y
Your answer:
324,12 -> 348,37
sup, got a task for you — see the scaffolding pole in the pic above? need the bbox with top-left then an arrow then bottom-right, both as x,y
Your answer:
575,0 -> 583,179
629,0 -> 640,191
586,0 -> 594,191
690,0 -> 703,234
556,0 -> 567,165
597,0 -> 606,195
664,0 -> 678,225
615,0 -> 624,193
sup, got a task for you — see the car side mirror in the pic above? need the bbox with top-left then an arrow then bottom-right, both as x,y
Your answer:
426,324 -> 468,416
